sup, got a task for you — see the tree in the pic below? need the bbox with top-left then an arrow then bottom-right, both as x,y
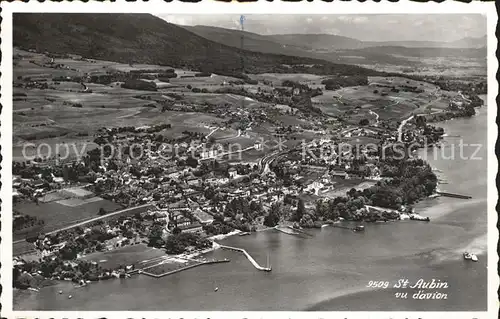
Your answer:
148,224 -> 165,248
263,212 -> 279,227
172,227 -> 182,235
415,115 -> 426,127
359,118 -> 369,126
294,199 -> 306,222
204,187 -> 216,200
186,156 -> 198,168
98,208 -> 107,216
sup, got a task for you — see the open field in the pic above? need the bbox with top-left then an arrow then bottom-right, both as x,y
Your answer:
13,240 -> 38,257
13,48 -> 476,172
14,48 -> 426,152
312,76 -> 455,124
13,86 -> 153,111
247,73 -> 327,85
323,179 -> 377,198
13,198 -> 123,239
357,55 -> 486,79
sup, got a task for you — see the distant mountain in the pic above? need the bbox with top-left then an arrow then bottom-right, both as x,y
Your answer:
178,25 -> 485,66
184,25 -> 311,57
448,35 -> 487,49
265,33 -> 366,51
13,13 -> 379,76
364,36 -> 486,49
179,25 -> 488,69
343,46 -> 487,59
269,34 -> 487,51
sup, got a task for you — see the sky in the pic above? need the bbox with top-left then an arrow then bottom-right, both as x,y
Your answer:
156,14 -> 486,42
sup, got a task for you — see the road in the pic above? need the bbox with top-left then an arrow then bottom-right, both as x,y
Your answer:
368,110 -> 380,126
258,151 -> 279,174
397,93 -> 442,142
196,127 -> 219,150
388,99 -> 400,108
216,129 -> 241,142
258,149 -> 290,175
13,203 -> 153,244
334,92 -> 344,104
458,91 -> 471,103
397,115 -> 414,142
205,127 -> 219,139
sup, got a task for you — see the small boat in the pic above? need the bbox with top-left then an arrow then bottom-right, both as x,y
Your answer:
58,290 -> 63,294
353,225 -> 365,232
410,214 -> 431,222
464,252 -> 478,262
214,286 -> 219,292
68,295 -> 73,299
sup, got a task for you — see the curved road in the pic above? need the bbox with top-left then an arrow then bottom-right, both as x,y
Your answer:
217,129 -> 241,142
397,115 -> 414,142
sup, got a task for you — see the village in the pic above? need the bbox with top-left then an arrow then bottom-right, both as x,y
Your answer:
12,47 -> 484,289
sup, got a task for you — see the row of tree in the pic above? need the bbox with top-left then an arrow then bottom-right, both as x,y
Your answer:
321,75 -> 368,90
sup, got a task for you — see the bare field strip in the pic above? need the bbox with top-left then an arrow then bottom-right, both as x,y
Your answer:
13,199 -> 123,236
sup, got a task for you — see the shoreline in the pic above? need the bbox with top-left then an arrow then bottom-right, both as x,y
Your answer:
13,98 -> 487,309
11,119 -> 457,293
207,229 -> 241,241
14,228 -> 256,293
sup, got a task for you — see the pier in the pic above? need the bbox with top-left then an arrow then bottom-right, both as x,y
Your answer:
219,244 -> 272,272
274,226 -> 303,237
274,226 -> 313,237
137,259 -> 230,278
332,224 -> 363,231
286,226 -> 313,237
332,224 -> 353,230
436,191 -> 472,199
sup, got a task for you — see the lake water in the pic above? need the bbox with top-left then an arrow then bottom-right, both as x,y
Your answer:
14,100 -> 488,311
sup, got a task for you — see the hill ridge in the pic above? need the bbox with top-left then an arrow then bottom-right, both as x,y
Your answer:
13,13 -> 380,77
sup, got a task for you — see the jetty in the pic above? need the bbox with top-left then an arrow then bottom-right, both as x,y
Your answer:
286,226 -> 313,237
436,191 -> 472,199
274,226 -> 312,237
332,224 -> 365,232
137,259 -> 230,278
219,244 -> 272,272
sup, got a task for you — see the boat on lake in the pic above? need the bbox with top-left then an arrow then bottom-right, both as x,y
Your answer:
409,214 -> 431,222
463,252 -> 478,262
353,225 -> 365,232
